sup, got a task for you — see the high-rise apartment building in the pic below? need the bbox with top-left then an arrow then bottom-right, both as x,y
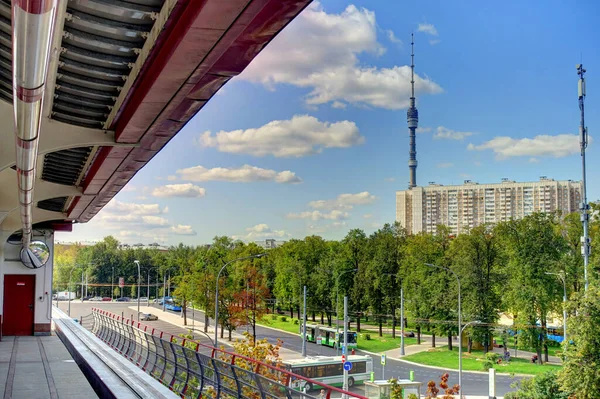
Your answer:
396,177 -> 582,235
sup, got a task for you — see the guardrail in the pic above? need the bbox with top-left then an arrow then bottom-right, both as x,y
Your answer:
91,308 -> 368,399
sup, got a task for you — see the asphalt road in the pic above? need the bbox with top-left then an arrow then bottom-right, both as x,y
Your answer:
57,301 -> 520,397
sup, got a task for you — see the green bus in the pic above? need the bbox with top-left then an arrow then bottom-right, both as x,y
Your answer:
300,323 -> 358,349
283,355 -> 373,391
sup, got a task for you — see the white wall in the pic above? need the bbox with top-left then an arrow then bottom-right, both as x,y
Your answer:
0,230 -> 54,327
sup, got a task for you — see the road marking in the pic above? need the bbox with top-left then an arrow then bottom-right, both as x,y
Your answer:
3,337 -> 18,399
38,337 -> 59,399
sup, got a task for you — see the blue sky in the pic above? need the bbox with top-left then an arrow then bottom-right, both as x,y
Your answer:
57,0 -> 600,245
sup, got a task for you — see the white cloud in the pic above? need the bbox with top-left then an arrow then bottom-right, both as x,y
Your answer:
529,157 -> 540,163
96,199 -> 195,242
418,23 -> 438,36
198,115 -> 364,158
308,191 -> 377,210
232,224 -> 290,241
121,185 -> 137,192
416,127 -> 432,134
363,214 -> 373,219
429,39 -> 441,45
152,184 -> 206,198
238,2 -> 442,109
332,101 -> 347,109
459,173 -> 472,178
437,162 -> 454,168
467,134 -> 587,159
175,165 -> 302,184
170,225 -> 197,235
386,30 -> 402,44
435,126 -> 475,140
384,177 -> 395,182
287,210 -> 349,221
102,200 -> 167,216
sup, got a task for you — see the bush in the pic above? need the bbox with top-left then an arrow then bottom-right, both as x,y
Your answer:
364,333 -> 371,341
293,319 -> 299,325
270,314 -> 278,321
482,352 -> 499,371
546,339 -> 561,347
279,316 -> 287,322
506,371 -> 571,399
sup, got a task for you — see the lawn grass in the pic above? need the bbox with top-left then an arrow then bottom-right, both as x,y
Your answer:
257,316 -> 416,352
403,346 -> 562,376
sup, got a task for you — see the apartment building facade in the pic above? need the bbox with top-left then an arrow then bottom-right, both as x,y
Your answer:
396,177 -> 582,235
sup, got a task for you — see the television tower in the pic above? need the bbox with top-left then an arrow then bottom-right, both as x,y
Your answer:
577,63 -> 590,291
407,33 -> 419,188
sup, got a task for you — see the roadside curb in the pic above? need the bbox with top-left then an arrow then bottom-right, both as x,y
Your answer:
358,349 -> 536,378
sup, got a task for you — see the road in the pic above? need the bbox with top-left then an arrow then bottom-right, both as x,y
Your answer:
57,301 -> 519,397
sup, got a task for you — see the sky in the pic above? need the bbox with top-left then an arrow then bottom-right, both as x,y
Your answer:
57,0 -> 600,246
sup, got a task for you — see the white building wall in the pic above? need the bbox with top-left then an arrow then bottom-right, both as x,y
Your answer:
0,230 -> 54,335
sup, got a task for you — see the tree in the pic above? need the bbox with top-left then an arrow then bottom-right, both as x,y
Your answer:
229,266 -> 270,344
558,286 -> 600,398
131,284 -> 136,298
506,371 -> 571,399
342,229 -> 368,332
496,213 -> 566,364
450,225 -> 504,352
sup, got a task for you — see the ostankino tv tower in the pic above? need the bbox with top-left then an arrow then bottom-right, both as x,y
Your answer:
407,33 -> 418,189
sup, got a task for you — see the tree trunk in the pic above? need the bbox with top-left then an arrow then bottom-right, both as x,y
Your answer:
228,328 -> 232,341
252,319 -> 256,346
321,313 -> 324,324
182,302 -> 187,326
447,332 -> 453,351
392,314 -> 396,339
297,305 -> 300,320
312,311 -> 316,322
220,324 -> 224,339
204,313 -> 209,333
326,312 -> 331,326
378,319 -> 383,337
541,318 -> 549,363
544,342 -> 549,363
468,337 -> 472,353
417,326 -> 421,344
537,346 -> 543,365
357,311 -> 361,332
431,333 -> 436,348
289,305 -> 293,318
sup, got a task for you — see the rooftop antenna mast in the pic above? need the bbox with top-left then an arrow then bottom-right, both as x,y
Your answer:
407,33 -> 419,188
577,63 -> 590,291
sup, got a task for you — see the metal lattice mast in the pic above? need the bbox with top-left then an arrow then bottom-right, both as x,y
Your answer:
577,64 -> 590,291
407,33 -> 419,188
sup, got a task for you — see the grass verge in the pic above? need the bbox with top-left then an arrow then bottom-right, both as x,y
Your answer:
403,346 -> 562,376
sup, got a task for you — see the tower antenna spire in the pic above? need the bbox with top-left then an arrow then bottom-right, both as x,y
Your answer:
407,32 -> 419,188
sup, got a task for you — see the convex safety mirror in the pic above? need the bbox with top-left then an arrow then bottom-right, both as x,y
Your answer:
20,241 -> 50,269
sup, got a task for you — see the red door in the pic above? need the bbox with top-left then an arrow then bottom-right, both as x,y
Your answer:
3,275 -> 35,336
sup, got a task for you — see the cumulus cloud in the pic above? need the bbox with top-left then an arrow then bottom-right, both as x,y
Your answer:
435,126 -> 475,140
152,184 -> 206,198
437,162 -> 454,168
97,199 -> 195,242
467,134 -> 587,159
418,23 -> 438,36
198,115 -> 364,158
287,210 -> 350,221
363,214 -> 373,219
238,2 -> 442,109
170,225 -> 197,235
416,127 -> 432,134
175,165 -> 302,184
386,30 -> 402,45
308,191 -> 377,210
232,224 -> 290,241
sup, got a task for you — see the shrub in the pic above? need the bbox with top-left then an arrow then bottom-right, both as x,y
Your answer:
293,319 -> 299,325
271,314 -> 278,321
482,352 -> 499,371
364,333 -> 371,341
279,316 -> 287,322
506,371 -> 571,399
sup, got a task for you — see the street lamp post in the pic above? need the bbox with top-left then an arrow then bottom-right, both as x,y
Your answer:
460,320 -> 482,396
111,267 -> 114,301
425,263 -> 462,391
382,272 -> 405,355
214,254 -> 266,348
546,272 -> 568,344
68,265 -> 79,317
134,260 -> 141,320
335,268 -> 358,356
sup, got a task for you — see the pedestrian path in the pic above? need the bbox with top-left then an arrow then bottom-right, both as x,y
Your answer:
0,335 -> 97,398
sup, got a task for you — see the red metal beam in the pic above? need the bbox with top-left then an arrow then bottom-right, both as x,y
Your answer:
77,0 -> 312,222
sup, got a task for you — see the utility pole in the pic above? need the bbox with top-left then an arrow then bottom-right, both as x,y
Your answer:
81,271 -> 84,301
163,274 -> 166,312
85,272 -> 88,298
111,267 -> 114,301
577,63 -> 590,292
342,296 -> 349,399
400,287 -> 405,356
302,286 -> 307,357
147,272 -> 150,305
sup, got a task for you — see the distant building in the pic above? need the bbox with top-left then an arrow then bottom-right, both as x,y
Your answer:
396,177 -> 582,235
255,239 -> 285,249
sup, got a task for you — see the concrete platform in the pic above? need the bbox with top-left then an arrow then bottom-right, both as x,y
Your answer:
0,335 -> 97,399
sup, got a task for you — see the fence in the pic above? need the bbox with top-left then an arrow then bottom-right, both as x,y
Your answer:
90,308 -> 368,399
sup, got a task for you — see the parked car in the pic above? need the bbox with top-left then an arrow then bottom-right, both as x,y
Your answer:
102,297 -> 112,301
138,297 -> 148,302
116,297 -> 130,302
403,331 -> 415,337
82,296 -> 93,301
140,313 -> 158,321
91,296 -> 103,301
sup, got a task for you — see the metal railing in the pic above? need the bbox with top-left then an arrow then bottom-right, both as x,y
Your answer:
91,308 -> 368,399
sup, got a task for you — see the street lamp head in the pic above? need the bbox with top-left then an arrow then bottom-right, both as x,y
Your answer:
134,260 -> 140,265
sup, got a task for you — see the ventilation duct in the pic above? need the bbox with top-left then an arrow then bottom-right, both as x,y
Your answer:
12,0 -> 57,265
